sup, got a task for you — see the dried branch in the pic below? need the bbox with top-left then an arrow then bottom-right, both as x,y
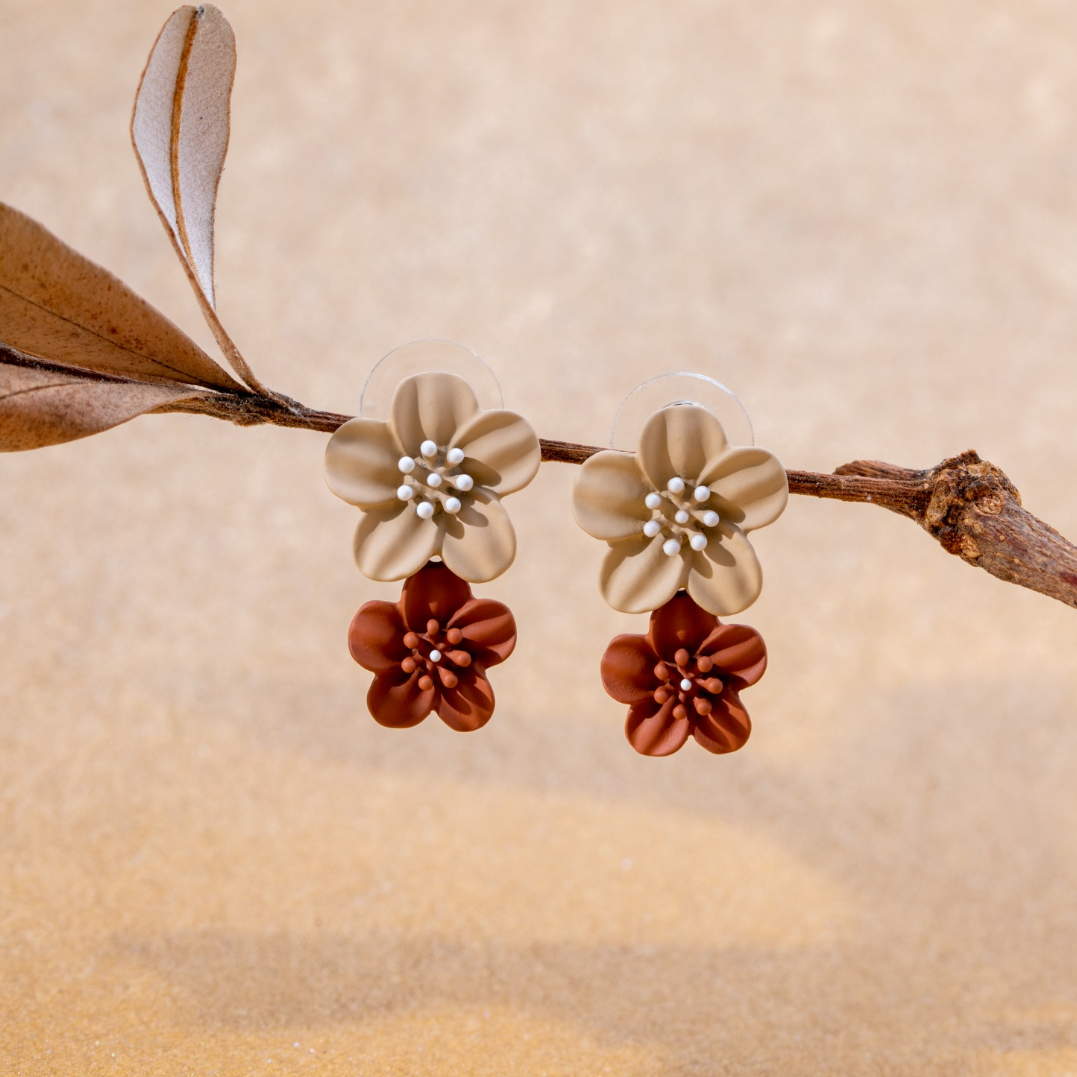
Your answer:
150,383 -> 1077,611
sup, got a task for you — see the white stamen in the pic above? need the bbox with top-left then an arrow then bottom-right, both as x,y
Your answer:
420,439 -> 438,458
680,678 -> 692,691
426,472 -> 442,488
644,492 -> 662,510
662,537 -> 681,557
689,533 -> 708,552
454,474 -> 474,492
396,484 -> 414,501
694,484 -> 710,502
444,496 -> 462,514
667,477 -> 685,494
398,456 -> 416,474
674,509 -> 690,525
643,520 -> 661,538
702,510 -> 720,528
415,501 -> 435,520
446,447 -> 465,466
429,649 -> 442,663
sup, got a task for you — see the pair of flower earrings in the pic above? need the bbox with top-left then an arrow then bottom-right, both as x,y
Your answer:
324,343 -> 788,758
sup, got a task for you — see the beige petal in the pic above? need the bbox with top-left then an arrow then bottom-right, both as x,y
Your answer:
440,487 -> 517,583
353,502 -> 442,582
699,446 -> 789,532
324,417 -> 402,509
450,408 -> 540,496
599,535 -> 689,614
685,523 -> 763,616
638,404 -> 729,489
390,372 -> 480,453
572,450 -> 653,542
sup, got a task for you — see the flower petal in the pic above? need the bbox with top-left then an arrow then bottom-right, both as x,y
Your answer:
402,561 -> 473,629
348,600 -> 409,672
367,668 -> 436,728
691,689 -> 752,754
649,592 -> 719,658
353,502 -> 443,582
450,598 -> 517,665
390,371 -> 480,453
601,633 -> 660,705
684,523 -> 763,616
436,670 -> 496,732
638,404 -> 729,490
697,623 -> 768,687
625,699 -> 691,756
440,487 -> 517,583
572,450 -> 652,542
599,535 -> 688,614
699,446 -> 788,532
451,408 -> 541,496
324,417 -> 402,509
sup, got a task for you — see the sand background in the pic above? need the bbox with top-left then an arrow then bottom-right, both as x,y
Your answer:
3,1 -> 1077,1073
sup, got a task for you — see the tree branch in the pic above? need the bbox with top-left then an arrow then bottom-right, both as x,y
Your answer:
151,388 -> 1077,611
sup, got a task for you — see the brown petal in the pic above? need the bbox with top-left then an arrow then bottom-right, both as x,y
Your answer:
699,446 -> 789,532
367,668 -> 436,728
439,487 -> 517,583
684,523 -> 763,616
625,699 -> 691,757
0,203 -> 239,390
324,417 -> 402,508
648,592 -> 719,660
449,598 -> 517,665
0,350 -> 210,451
353,502 -> 442,582
348,600 -> 410,673
572,450 -> 653,542
691,689 -> 752,754
638,404 -> 729,490
599,534 -> 688,614
601,633 -> 659,705
436,671 -> 496,732
451,408 -> 540,496
402,561 -> 473,628
390,372 -> 480,453
697,623 -> 768,687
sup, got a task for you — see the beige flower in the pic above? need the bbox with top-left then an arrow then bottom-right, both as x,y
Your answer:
325,372 -> 540,583
572,404 -> 787,615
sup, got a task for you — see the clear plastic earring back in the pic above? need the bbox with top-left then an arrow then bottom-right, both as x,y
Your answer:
360,339 -> 504,419
610,372 -> 754,451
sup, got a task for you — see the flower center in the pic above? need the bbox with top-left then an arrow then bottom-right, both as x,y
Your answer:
641,477 -> 721,555
651,647 -> 725,720
400,620 -> 472,690
395,442 -> 476,519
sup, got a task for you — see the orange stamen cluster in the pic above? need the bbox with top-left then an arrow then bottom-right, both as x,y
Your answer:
652,647 -> 725,720
400,619 -> 472,691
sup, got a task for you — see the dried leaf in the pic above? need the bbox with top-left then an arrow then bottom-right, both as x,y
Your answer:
132,4 -> 267,395
0,201 -> 241,391
0,344 -> 211,451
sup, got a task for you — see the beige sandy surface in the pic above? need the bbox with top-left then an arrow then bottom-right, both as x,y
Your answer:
3,1 -> 1077,1073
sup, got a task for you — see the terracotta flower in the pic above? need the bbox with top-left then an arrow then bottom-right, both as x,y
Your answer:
347,561 -> 517,731
325,371 -> 541,583
601,591 -> 768,756
572,404 -> 787,615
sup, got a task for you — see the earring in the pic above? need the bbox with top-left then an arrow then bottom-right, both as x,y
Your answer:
571,377 -> 787,757
325,344 -> 540,732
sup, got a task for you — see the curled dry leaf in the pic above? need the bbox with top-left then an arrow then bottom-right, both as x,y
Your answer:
0,202 -> 239,391
0,343 -> 211,451
132,4 -> 267,395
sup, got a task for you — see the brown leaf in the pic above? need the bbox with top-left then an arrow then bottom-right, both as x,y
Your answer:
131,4 -> 268,395
0,201 -> 241,391
0,343 -> 211,451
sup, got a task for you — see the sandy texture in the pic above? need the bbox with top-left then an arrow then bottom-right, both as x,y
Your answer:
2,1 -> 1077,1073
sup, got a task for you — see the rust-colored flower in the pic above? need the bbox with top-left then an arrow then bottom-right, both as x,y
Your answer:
601,591 -> 768,757
347,560 -> 516,731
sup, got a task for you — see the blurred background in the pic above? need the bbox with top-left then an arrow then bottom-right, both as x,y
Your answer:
2,1 -> 1077,1073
